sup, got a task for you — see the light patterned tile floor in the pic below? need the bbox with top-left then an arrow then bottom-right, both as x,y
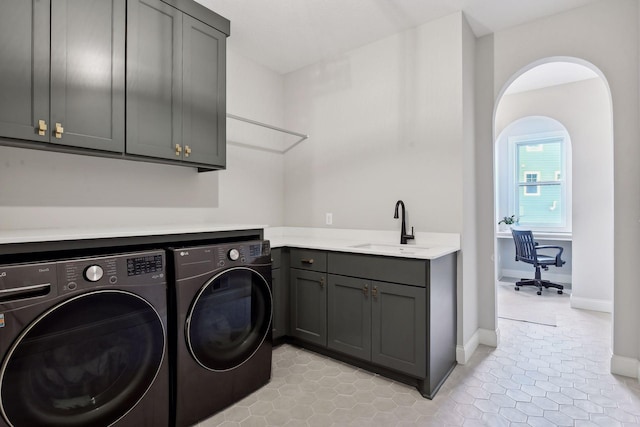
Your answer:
199,283 -> 640,426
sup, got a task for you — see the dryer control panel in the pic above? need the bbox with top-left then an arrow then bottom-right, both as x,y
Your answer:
173,240 -> 271,279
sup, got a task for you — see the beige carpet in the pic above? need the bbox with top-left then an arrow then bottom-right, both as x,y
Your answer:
496,280 -> 570,326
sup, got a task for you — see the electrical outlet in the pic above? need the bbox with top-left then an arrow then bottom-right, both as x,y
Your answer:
325,213 -> 333,225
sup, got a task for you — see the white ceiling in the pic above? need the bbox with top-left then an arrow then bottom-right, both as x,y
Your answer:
195,0 -> 602,75
505,62 -> 600,95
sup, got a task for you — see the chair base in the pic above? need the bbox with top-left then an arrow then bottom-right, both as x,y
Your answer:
515,279 -> 564,295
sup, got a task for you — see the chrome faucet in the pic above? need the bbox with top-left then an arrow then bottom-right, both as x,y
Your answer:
394,200 -> 415,244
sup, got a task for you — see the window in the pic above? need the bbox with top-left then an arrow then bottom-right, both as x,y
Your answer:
523,172 -> 540,196
511,134 -> 567,228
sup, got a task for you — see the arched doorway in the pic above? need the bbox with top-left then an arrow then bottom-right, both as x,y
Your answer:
493,58 -> 614,326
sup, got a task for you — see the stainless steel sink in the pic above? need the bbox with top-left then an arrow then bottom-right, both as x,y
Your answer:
349,243 -> 431,255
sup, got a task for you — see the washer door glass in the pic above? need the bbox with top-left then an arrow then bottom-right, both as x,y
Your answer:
0,291 -> 165,427
187,267 -> 272,371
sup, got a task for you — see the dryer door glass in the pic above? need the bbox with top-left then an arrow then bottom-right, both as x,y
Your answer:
0,291 -> 165,427
187,267 -> 272,371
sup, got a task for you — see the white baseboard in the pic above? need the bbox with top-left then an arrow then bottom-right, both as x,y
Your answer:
456,332 -> 478,365
611,354 -> 639,378
479,328 -> 500,347
570,295 -> 612,313
500,268 -> 571,285
456,328 -> 499,365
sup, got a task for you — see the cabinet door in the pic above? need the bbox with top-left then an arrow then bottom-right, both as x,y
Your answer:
182,15 -> 226,167
0,0 -> 49,143
127,0 -> 182,160
327,275 -> 371,360
371,281 -> 426,378
290,269 -> 326,346
49,0 -> 125,152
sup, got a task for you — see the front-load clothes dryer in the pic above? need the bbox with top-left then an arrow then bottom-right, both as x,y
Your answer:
0,250 -> 169,427
170,240 -> 272,427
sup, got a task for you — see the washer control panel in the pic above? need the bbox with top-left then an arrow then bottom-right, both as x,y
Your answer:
58,250 -> 165,294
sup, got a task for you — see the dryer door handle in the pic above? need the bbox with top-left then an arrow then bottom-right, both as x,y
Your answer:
0,283 -> 51,303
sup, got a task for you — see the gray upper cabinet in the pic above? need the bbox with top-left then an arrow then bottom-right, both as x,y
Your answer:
126,0 -> 182,161
1,0 -> 228,170
0,0 -> 125,152
0,0 -> 49,143
127,0 -> 227,169
182,15 -> 226,166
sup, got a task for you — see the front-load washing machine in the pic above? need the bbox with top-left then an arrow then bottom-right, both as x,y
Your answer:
170,240 -> 272,427
0,250 -> 169,427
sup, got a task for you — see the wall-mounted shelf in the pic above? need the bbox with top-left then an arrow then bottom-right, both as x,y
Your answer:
226,113 -> 309,153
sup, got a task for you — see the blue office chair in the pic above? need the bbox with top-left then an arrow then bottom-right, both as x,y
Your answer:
511,229 -> 565,295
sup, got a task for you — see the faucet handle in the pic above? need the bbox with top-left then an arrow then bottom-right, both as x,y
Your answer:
406,227 -> 415,240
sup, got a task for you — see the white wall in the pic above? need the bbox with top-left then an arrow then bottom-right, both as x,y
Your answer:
0,45 -> 286,230
476,0 -> 640,376
496,78 -> 614,311
459,15 -> 480,362
474,34 -> 499,345
283,13 -> 465,233
215,47 -> 285,226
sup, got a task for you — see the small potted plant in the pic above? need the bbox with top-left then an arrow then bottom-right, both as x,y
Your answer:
498,214 -> 518,231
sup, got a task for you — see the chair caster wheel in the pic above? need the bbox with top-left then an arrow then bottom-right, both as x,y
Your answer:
515,287 -> 520,291
558,290 -> 563,294
537,291 -> 542,295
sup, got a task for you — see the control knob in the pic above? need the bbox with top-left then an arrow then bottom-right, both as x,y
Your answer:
84,265 -> 104,282
228,248 -> 240,261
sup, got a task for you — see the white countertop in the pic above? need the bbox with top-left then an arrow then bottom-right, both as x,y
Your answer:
496,231 -> 572,241
0,224 -> 459,260
264,227 -> 460,260
0,224 -> 266,245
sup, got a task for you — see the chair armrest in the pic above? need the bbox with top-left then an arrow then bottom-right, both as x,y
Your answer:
535,245 -> 564,267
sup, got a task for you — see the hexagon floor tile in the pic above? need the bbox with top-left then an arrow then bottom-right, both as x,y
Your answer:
198,282 -> 640,426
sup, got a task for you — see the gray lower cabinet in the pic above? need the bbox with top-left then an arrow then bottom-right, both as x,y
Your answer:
0,0 -> 125,152
271,248 -> 289,340
127,0 -> 226,169
287,249 -> 457,398
289,268 -> 327,347
328,275 -> 426,378
371,280 -> 426,378
327,274 -> 371,360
